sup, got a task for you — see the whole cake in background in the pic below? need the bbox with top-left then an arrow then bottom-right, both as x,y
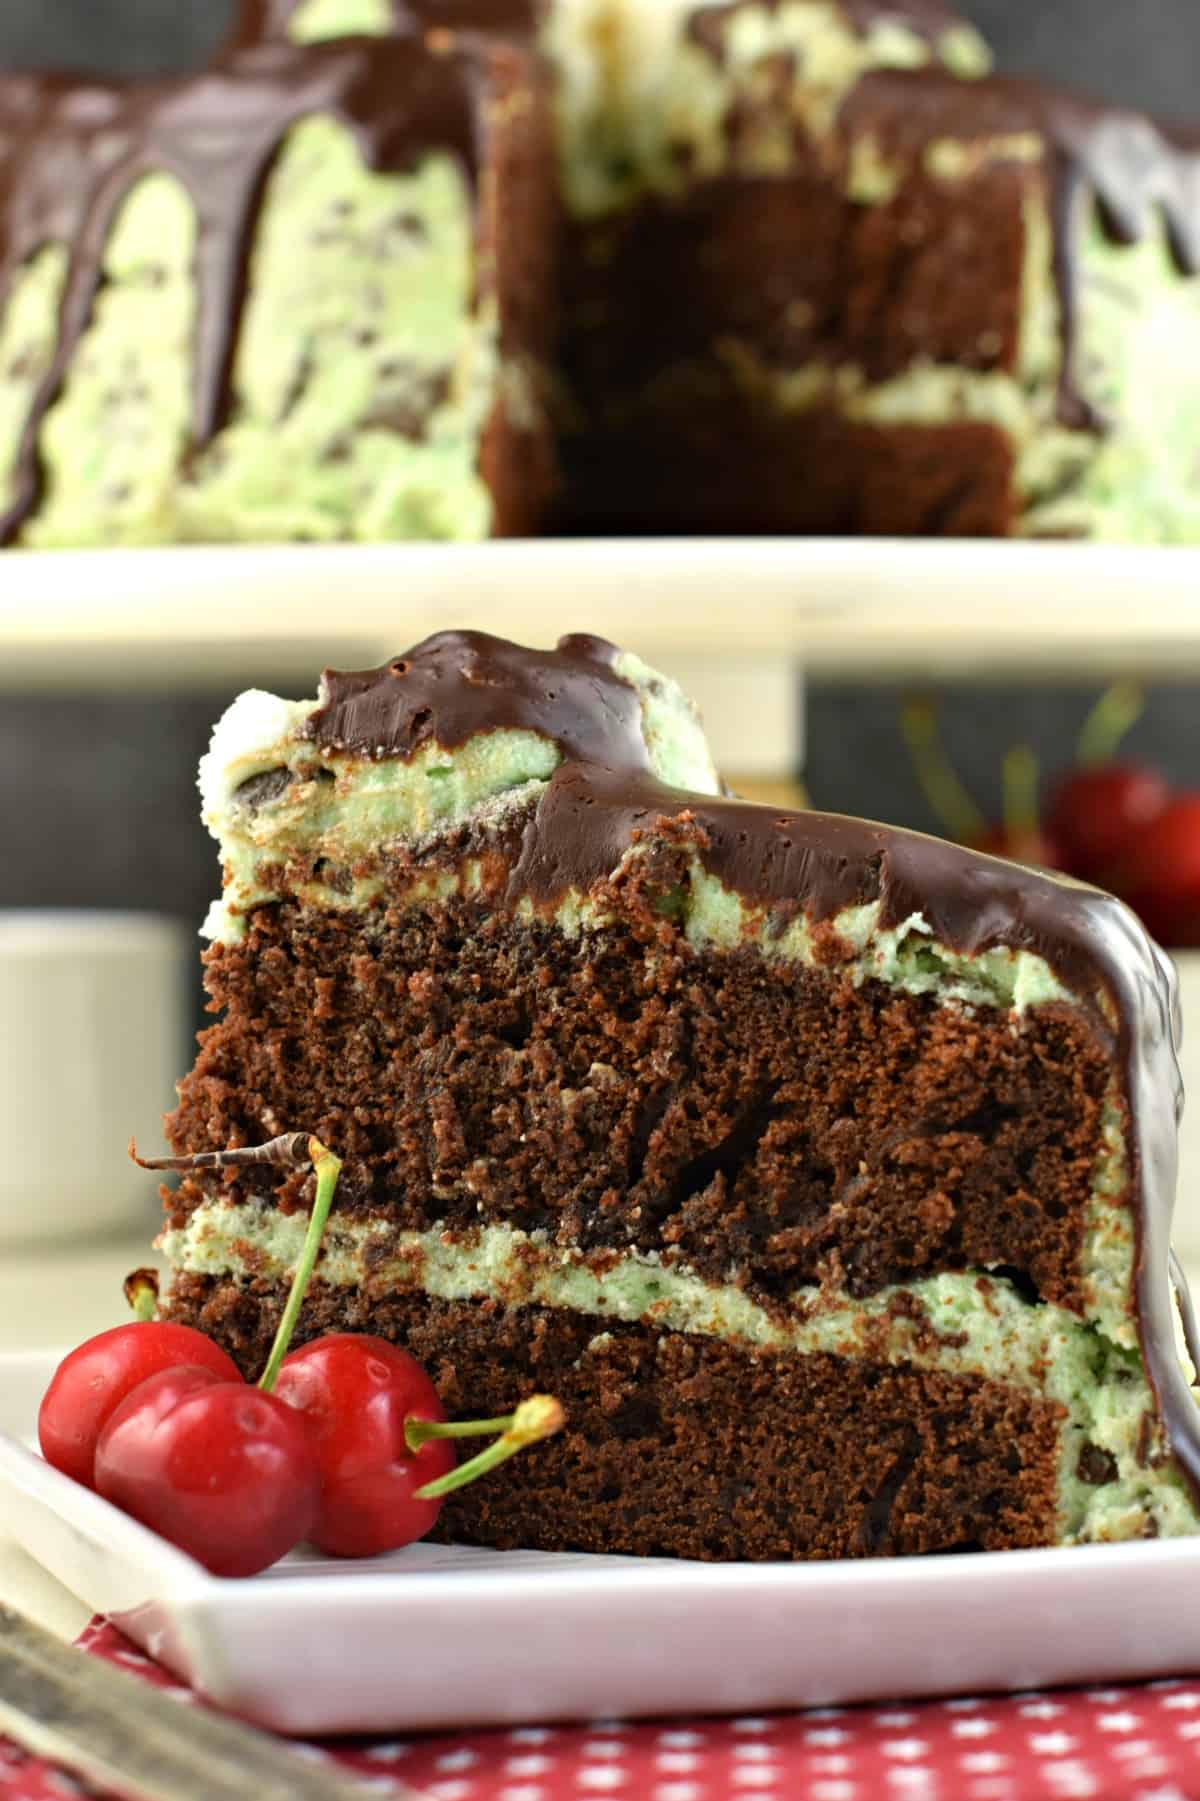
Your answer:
1,0 -> 1198,543
154,630 -> 1200,1559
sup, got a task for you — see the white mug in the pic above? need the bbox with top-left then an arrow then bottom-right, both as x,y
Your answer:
0,911 -> 190,1245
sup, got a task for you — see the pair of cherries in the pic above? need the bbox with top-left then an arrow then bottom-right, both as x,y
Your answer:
38,1137 -> 562,1577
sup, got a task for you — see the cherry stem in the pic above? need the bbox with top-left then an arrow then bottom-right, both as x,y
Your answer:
123,1268 -> 159,1322
1002,745 -> 1040,840
130,1132 -> 312,1174
407,1414 -> 518,1444
1077,682 -> 1144,768
900,699 -> 986,844
412,1396 -> 566,1501
257,1138 -> 342,1395
127,1281 -> 157,1323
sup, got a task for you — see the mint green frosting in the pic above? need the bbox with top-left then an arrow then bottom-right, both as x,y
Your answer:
19,124 -> 500,546
1021,210 -> 1200,542
0,246 -> 68,524
181,124 -> 495,543
288,0 -> 393,38
25,177 -> 195,548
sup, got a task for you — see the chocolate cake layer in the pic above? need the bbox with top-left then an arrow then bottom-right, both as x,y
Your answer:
171,897 -> 1110,1311
563,383 -> 1020,536
162,1283 -> 1064,1560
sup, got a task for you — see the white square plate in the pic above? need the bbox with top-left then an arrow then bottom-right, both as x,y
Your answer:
4,1351 -> 1200,1734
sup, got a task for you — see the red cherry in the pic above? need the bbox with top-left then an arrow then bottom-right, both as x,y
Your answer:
1104,795 -> 1200,948
94,1366 -> 320,1577
274,1336 -> 454,1557
70,1135 -> 562,1575
1047,763 -> 1169,881
973,825 -> 1067,872
38,1323 -> 242,1490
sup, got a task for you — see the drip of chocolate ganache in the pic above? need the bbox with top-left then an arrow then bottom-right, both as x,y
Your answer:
308,629 -> 1200,1509
0,38 -> 489,542
1039,90 -> 1200,429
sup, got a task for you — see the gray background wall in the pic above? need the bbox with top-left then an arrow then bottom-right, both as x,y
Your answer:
0,0 -> 1197,118
2,1 -> 1199,924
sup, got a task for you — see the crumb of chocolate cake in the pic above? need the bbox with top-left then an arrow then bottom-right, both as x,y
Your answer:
172,901 -> 1106,1310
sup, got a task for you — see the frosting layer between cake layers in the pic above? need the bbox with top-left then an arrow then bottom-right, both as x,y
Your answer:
165,632 -> 1200,1554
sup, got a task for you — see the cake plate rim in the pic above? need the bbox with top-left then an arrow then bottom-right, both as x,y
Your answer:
8,538 -> 1200,686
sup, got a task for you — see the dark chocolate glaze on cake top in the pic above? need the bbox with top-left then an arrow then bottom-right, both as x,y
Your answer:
307,630 -> 646,768
842,70 -> 1200,430
0,36 -> 504,543
308,629 -> 1200,1507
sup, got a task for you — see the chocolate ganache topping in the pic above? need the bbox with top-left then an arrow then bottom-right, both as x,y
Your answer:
308,630 -> 1200,1504
841,69 -> 1200,430
0,35 -> 506,542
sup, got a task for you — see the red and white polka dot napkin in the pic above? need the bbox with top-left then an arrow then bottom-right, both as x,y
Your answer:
1,1618 -> 1199,1800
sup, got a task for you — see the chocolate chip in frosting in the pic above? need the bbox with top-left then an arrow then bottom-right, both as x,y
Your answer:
1077,1443 -> 1119,1486
235,766 -> 293,810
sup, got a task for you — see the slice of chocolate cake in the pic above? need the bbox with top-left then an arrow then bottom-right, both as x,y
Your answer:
0,22 -> 558,545
157,630 -> 1200,1560
556,4 -> 1200,540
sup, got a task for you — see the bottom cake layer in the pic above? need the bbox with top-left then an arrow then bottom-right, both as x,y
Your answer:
562,386 -> 1019,537
164,1275 -> 1064,1560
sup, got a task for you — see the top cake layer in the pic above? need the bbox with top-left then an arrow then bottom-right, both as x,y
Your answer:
202,631 -> 1171,1007
201,629 -> 1180,1091
201,632 -> 721,935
